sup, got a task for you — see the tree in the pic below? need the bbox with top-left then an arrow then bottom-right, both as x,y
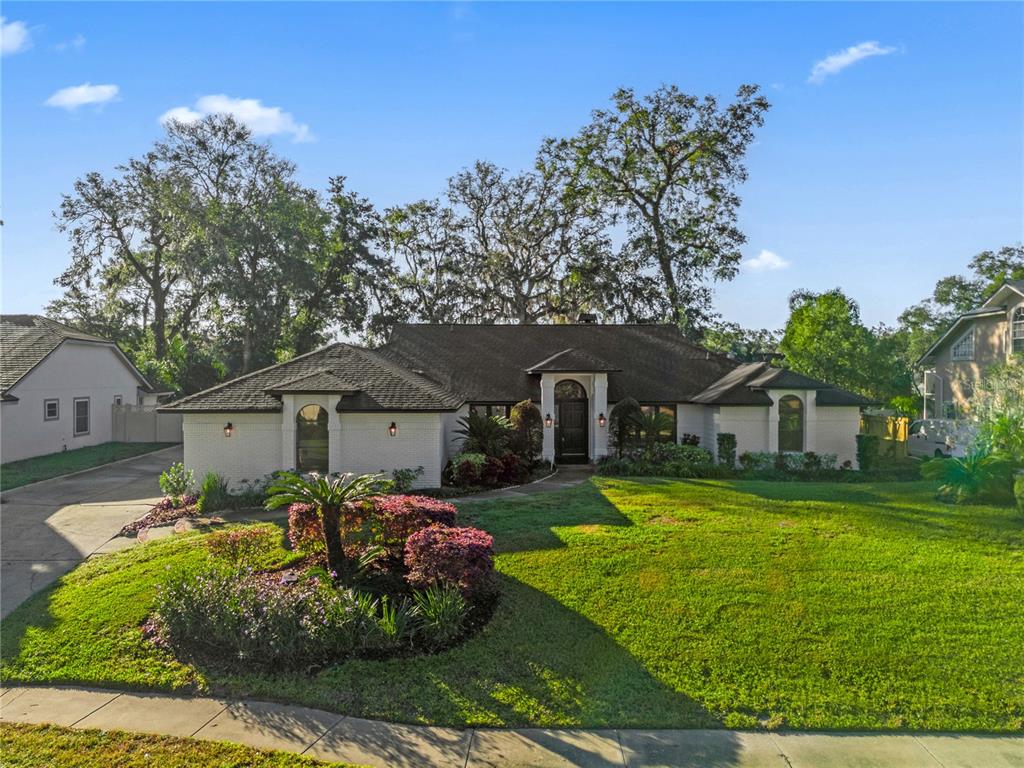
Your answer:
546,84 -> 770,335
53,152 -> 203,361
702,321 -> 780,362
286,177 -> 389,355
382,199 -> 470,324
509,400 -> 544,460
780,289 -> 914,405
447,161 -> 609,323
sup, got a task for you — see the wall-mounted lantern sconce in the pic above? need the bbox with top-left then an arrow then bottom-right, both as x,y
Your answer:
598,412 -> 607,428
223,422 -> 234,438
544,413 -> 553,428
388,421 -> 398,437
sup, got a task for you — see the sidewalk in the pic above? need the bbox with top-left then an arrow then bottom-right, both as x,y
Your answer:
2,686 -> 1020,767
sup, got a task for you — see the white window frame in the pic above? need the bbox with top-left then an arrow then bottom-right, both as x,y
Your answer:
44,399 -> 59,421
950,329 -> 974,361
73,397 -> 90,436
1012,307 -> 1024,354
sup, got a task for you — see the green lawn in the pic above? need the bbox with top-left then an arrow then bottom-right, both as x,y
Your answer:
0,442 -> 176,491
0,723 -> 363,768
2,478 -> 1022,732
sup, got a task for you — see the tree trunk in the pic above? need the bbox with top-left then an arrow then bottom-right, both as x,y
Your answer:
320,505 -> 349,581
152,284 -> 168,360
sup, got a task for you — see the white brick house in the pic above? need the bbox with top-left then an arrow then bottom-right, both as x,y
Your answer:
161,323 -> 870,489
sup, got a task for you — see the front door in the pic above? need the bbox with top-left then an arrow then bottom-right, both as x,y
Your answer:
556,400 -> 588,463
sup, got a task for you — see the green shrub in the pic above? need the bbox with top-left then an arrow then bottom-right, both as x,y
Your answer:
413,585 -> 467,650
159,462 -> 195,506
608,398 -> 641,456
454,411 -> 511,457
856,434 -> 879,472
196,471 -> 230,514
1015,474 -> 1024,513
509,400 -> 543,460
390,466 -> 424,493
920,450 -> 1015,504
716,433 -> 737,467
205,526 -> 281,570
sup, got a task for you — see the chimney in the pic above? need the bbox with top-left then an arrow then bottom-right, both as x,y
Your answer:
577,313 -> 598,324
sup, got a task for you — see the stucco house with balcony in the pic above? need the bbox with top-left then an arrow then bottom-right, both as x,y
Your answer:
0,315 -> 157,462
917,280 -> 1024,416
161,323 -> 870,489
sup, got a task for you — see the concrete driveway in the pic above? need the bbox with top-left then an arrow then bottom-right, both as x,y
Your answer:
0,445 -> 182,618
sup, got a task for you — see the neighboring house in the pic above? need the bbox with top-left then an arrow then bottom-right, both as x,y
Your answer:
917,280 -> 1024,417
0,315 -> 157,462
161,323 -> 870,489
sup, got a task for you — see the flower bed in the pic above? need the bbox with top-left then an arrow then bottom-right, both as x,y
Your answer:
146,488 -> 496,670
119,494 -> 200,536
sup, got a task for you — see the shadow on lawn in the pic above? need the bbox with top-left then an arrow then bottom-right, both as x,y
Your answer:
219,574 -> 735,767
461,481 -> 635,555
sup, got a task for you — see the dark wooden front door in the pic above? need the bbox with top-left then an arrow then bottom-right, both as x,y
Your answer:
556,400 -> 588,463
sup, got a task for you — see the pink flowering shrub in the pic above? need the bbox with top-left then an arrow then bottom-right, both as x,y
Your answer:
287,502 -> 325,559
404,525 -> 494,597
372,495 -> 458,558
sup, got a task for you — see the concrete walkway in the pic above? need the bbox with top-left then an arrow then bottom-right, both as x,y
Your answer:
1,686 -> 1020,768
0,445 -> 182,617
457,464 -> 595,502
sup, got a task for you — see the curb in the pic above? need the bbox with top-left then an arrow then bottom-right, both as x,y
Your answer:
1,444 -> 182,496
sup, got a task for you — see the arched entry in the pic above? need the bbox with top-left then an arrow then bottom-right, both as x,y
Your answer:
778,395 -> 804,452
555,379 -> 588,463
296,404 -> 329,473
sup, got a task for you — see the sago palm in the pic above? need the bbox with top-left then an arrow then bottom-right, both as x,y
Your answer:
454,410 -> 511,457
266,471 -> 389,581
921,451 -> 1013,503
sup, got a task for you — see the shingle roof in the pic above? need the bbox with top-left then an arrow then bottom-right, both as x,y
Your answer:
692,362 -> 873,406
160,343 -> 464,413
381,324 -> 739,404
266,370 -> 360,394
525,347 -> 620,373
0,315 -> 149,394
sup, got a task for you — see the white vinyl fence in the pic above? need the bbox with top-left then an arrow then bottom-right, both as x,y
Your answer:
112,404 -> 183,443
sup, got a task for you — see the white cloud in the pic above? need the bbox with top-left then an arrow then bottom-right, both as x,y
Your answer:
808,41 -> 896,84
743,249 -> 790,272
44,83 -> 119,110
54,34 -> 86,52
160,94 -> 314,143
1,17 -> 31,55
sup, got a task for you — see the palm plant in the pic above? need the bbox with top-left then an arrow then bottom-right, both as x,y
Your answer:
266,471 -> 389,581
920,450 -> 1014,503
632,409 -> 674,448
454,410 -> 511,457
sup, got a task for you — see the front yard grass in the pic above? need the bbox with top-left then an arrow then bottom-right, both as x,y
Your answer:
0,441 -> 176,491
0,723 -> 362,768
2,478 -> 1021,732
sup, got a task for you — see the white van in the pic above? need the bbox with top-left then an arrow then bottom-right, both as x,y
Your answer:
907,419 -> 977,458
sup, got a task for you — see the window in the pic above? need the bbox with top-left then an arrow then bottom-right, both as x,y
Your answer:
73,398 -> 90,436
44,399 -> 59,421
1013,307 -> 1024,354
113,395 -> 123,406
469,404 -> 512,419
295,404 -> 329,474
554,380 -> 587,400
951,329 -> 974,361
778,395 -> 804,452
639,404 -> 677,443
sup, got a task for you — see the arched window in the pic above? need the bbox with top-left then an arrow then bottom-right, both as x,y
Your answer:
1013,307 -> 1024,354
778,395 -> 804,452
296,404 -> 329,474
554,379 -> 586,400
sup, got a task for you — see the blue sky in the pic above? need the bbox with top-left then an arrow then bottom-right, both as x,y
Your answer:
2,2 -> 1022,331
